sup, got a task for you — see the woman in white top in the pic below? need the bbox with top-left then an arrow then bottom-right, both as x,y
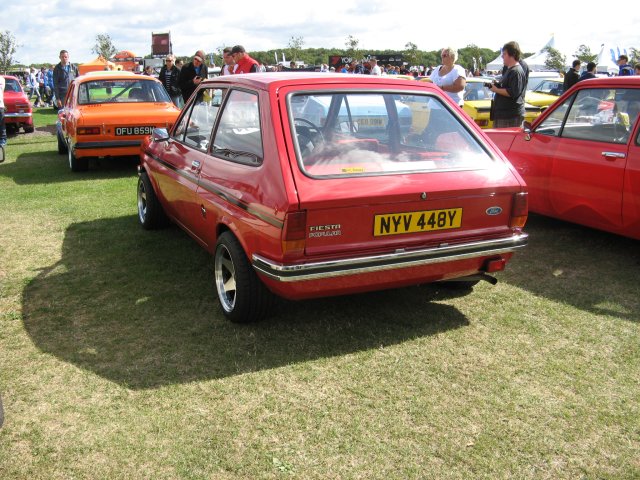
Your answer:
430,47 -> 466,106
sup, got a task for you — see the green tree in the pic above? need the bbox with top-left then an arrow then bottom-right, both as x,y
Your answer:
345,35 -> 360,60
92,34 -> 117,60
287,36 -> 305,62
543,46 -> 566,72
0,30 -> 20,73
574,44 -> 597,63
404,42 -> 419,67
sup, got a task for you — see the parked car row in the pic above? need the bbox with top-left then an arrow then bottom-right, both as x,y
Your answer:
41,71 -> 640,323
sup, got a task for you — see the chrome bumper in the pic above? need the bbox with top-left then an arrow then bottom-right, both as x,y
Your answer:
252,233 -> 528,282
5,112 -> 32,119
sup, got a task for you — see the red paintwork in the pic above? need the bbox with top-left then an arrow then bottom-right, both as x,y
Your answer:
2,75 -> 33,132
140,73 -> 528,300
486,76 -> 640,239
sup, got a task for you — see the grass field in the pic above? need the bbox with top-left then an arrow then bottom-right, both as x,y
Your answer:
0,109 -> 639,479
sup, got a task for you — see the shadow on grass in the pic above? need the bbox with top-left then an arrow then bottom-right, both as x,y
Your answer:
0,150 -> 139,184
500,214 -> 640,321
22,216 -> 470,389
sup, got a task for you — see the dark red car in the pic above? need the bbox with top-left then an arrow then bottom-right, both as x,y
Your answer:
2,75 -> 34,134
137,73 -> 528,322
487,76 -> 640,239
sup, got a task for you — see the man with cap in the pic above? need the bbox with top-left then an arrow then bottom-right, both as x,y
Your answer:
230,45 -> 259,74
178,50 -> 209,102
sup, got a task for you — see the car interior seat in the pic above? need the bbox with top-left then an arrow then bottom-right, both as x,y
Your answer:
128,88 -> 144,101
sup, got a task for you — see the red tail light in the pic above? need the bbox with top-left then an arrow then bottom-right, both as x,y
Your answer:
484,257 -> 506,273
78,127 -> 101,135
510,192 -> 528,228
282,211 -> 307,255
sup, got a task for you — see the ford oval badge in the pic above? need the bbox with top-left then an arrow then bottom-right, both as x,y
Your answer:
486,206 -> 502,216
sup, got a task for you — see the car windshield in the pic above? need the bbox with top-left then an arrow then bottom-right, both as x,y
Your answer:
4,78 -> 22,93
77,78 -> 171,105
464,81 -> 494,101
289,91 -> 495,178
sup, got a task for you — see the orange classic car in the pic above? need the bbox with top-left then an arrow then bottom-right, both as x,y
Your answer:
57,71 -> 180,171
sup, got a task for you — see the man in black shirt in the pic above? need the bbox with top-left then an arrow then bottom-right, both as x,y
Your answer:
563,59 -> 581,91
489,41 -> 527,128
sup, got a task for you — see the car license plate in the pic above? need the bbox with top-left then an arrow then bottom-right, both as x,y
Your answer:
115,126 -> 154,136
374,208 -> 462,236
358,117 -> 385,127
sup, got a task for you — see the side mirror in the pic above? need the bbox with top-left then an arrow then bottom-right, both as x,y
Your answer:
152,128 -> 169,142
523,121 -> 532,141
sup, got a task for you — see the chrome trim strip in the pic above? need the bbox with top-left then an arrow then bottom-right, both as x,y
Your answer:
75,140 -> 141,149
5,112 -> 33,118
144,150 -> 284,229
252,233 -> 528,282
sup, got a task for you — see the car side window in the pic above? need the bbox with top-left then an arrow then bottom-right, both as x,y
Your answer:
173,87 -> 225,146
211,89 -> 263,165
535,98 -> 569,136
543,88 -> 632,144
182,88 -> 225,152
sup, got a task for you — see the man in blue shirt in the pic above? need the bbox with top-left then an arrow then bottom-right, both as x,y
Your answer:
53,50 -> 79,110
617,55 -> 633,76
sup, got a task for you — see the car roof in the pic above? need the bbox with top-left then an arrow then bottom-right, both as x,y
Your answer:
202,72 -> 439,93
1,75 -> 20,81
74,72 -> 160,83
569,76 -> 640,88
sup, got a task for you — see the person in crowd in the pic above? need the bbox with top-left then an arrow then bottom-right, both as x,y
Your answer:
430,47 -> 466,107
488,41 -> 527,128
635,64 -> 640,76
369,58 -> 382,75
37,67 -> 49,105
159,54 -> 181,107
617,55 -> 633,76
53,50 -> 79,110
28,67 -> 43,107
0,75 -> 6,148
349,60 -> 364,74
178,50 -> 208,102
578,61 -> 597,82
43,66 -> 54,106
219,47 -> 235,75
289,61 -> 297,70
175,59 -> 184,70
143,65 -> 154,76
563,59 -> 581,91
230,45 -> 259,74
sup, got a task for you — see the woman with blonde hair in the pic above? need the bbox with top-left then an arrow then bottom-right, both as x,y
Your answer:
430,47 -> 466,106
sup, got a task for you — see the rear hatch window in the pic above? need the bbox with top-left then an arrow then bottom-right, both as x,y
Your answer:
289,92 -> 495,178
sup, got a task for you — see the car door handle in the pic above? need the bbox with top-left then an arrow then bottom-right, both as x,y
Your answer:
191,160 -> 201,171
601,151 -> 626,160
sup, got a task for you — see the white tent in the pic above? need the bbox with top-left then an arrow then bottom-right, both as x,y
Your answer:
596,44 -> 627,75
485,35 -> 575,72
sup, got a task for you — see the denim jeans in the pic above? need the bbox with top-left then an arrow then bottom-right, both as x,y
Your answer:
0,107 -> 6,144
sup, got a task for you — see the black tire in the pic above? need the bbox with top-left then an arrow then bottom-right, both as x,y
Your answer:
68,146 -> 88,172
214,232 -> 273,323
23,125 -> 35,133
137,172 -> 168,230
57,131 -> 68,154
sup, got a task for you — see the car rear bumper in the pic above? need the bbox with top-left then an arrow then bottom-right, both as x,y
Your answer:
253,233 -> 528,283
74,140 -> 142,158
4,112 -> 33,119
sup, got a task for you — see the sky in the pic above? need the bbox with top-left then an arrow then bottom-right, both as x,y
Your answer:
3,0 -> 639,66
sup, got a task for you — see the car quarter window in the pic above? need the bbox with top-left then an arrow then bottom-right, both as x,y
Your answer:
173,87 -> 225,148
538,88 -> 636,144
211,89 -> 263,165
290,91 -> 493,178
181,88 -> 225,152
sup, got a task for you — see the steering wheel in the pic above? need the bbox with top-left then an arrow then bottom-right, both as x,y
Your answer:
294,118 -> 325,155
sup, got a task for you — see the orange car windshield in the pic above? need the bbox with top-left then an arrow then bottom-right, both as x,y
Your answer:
77,79 -> 171,105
